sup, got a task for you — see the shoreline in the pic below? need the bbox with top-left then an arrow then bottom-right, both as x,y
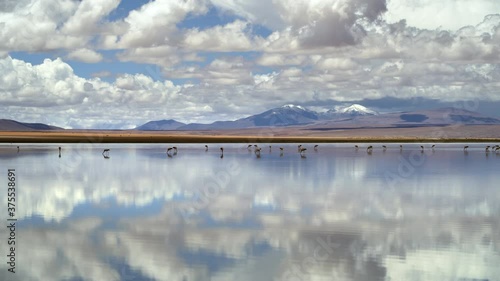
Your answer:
0,131 -> 499,143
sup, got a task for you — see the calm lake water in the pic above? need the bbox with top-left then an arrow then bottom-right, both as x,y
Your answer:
0,143 -> 499,281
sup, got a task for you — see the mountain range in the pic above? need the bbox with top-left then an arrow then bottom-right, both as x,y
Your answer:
1,104 -> 499,131
137,104 -> 382,130
137,103 -> 500,131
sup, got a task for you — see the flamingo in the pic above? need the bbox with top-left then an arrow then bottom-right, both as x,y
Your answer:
205,145 -> 208,152
314,145 -> 319,151
102,149 -> 110,158
220,147 -> 224,158
486,146 -> 490,152
420,145 -> 424,152
255,147 -> 262,158
280,147 -> 284,156
382,145 -> 387,151
366,145 -> 373,155
269,145 -> 272,152
431,144 -> 436,149
298,145 -> 302,152
167,147 -> 173,155
464,145 -> 469,151
58,146 -> 61,158
492,145 -> 499,153
172,146 -> 178,155
299,147 -> 307,158
17,146 -> 19,153
355,145 -> 359,150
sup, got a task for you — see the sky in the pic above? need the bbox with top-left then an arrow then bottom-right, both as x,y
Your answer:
0,0 -> 499,129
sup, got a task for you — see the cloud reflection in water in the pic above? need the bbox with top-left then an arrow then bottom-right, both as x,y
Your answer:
0,143 -> 499,281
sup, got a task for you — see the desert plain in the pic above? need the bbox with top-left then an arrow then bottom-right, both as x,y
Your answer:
1,124 -> 500,143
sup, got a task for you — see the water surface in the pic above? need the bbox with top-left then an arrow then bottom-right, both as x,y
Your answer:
0,143 -> 499,281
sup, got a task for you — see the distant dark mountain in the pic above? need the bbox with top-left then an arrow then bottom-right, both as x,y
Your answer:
135,119 -> 185,130
395,107 -> 500,125
0,119 -> 62,131
307,107 -> 500,129
177,104 -> 319,130
440,107 -> 500,124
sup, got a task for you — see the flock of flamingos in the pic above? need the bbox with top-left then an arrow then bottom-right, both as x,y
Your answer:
11,144 -> 500,159
101,143 -> 500,159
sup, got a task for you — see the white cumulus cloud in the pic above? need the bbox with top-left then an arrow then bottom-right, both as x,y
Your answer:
67,48 -> 103,63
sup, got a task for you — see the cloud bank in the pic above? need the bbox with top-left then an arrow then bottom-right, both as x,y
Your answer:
0,0 -> 499,128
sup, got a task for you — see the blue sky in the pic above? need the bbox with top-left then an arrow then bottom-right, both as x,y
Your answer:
1,0 -> 499,128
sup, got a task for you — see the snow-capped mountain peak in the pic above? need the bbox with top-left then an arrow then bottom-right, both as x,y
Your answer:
322,104 -> 378,119
281,104 -> 306,110
338,104 -> 378,115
